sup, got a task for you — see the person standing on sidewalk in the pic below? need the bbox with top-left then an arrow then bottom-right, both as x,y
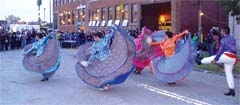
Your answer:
198,26 -> 238,96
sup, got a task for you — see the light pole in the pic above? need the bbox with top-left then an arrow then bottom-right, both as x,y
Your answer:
198,3 -> 204,43
44,8 -> 46,22
49,0 -> 52,28
37,0 -> 42,24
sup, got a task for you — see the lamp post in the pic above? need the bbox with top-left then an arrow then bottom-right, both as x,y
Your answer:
44,8 -> 46,22
198,5 -> 204,43
49,0 -> 52,28
37,0 -> 42,24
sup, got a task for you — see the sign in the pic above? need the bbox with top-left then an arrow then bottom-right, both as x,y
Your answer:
114,20 -> 120,25
107,20 -> 112,26
101,20 -> 106,26
95,21 -> 100,27
88,21 -> 92,26
122,19 -> 128,26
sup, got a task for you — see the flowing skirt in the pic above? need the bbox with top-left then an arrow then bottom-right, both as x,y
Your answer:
23,34 -> 61,76
149,37 -> 194,83
75,26 -> 136,88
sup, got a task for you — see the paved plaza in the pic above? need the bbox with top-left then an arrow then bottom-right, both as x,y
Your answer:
0,49 -> 239,105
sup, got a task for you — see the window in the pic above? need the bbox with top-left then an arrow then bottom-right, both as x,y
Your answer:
123,4 -> 128,19
77,9 -> 81,22
63,12 -> 66,25
108,7 -> 113,20
72,10 -> 75,25
59,0 -> 61,5
101,7 -> 107,20
82,8 -> 85,22
53,13 -> 58,29
131,4 -> 138,23
89,10 -> 92,21
115,5 -> 121,20
54,0 -> 58,7
78,8 -> 85,22
67,11 -> 71,25
94,9 -> 100,21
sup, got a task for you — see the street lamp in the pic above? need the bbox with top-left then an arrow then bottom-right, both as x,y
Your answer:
37,0 -> 42,24
198,6 -> 204,43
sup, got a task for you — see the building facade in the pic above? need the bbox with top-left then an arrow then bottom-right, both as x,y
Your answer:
53,0 -> 227,35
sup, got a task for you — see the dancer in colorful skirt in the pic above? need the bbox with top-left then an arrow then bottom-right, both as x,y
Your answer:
133,27 -> 163,74
76,25 -> 135,91
197,27 -> 238,96
147,30 -> 194,85
23,32 -> 61,81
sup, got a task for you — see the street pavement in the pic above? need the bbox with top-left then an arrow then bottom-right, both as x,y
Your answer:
0,49 -> 239,105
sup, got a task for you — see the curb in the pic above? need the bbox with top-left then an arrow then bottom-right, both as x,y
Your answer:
194,68 -> 240,79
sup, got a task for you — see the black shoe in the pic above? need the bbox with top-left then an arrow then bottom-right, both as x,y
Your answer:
168,82 -> 176,86
195,58 -> 202,65
41,78 -> 49,82
134,70 -> 141,74
224,89 -> 235,96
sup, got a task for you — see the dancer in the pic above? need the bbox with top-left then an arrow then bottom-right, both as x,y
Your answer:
147,30 -> 194,85
197,26 -> 238,96
23,32 -> 61,81
76,25 -> 135,91
133,27 -> 163,74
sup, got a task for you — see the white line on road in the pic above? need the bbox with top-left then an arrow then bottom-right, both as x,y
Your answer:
138,83 -> 212,105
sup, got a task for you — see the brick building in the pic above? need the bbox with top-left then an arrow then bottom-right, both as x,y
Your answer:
53,0 -> 227,35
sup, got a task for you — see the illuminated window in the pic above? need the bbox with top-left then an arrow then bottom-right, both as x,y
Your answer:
67,11 -> 71,25
123,4 -> 128,19
115,5 -> 121,20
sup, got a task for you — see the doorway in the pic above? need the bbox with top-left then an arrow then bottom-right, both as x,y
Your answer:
141,2 -> 171,31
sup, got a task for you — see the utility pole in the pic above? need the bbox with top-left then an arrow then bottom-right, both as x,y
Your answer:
49,0 -> 52,28
44,8 -> 46,22
37,0 -> 42,24
198,0 -> 203,43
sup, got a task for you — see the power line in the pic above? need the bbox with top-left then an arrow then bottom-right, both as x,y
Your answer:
202,14 -> 228,24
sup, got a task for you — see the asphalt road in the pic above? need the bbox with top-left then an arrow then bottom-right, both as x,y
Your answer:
0,49 -> 239,105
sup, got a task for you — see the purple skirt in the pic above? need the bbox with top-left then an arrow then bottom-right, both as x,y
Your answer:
75,26 -> 136,88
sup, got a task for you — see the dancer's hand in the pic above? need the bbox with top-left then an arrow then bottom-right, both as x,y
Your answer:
146,37 -> 152,44
80,61 -> 89,67
184,30 -> 189,34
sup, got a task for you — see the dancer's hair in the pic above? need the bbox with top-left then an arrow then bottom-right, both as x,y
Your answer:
166,31 -> 173,38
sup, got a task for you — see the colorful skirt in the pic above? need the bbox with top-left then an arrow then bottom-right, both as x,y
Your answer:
133,30 -> 166,70
75,26 -> 136,88
23,35 -> 61,75
149,37 -> 194,83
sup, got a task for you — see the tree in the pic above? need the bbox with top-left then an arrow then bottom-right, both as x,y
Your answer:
219,0 -> 240,20
5,15 -> 21,24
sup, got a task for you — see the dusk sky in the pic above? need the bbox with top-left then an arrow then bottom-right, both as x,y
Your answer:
0,0 -> 51,22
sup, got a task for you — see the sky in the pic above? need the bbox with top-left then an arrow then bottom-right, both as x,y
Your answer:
0,0 -> 51,22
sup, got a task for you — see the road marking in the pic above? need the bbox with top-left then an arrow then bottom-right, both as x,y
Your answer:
138,83 -> 212,105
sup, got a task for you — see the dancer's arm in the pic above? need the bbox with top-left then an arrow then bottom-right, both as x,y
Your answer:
24,42 -> 40,55
174,30 -> 188,42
